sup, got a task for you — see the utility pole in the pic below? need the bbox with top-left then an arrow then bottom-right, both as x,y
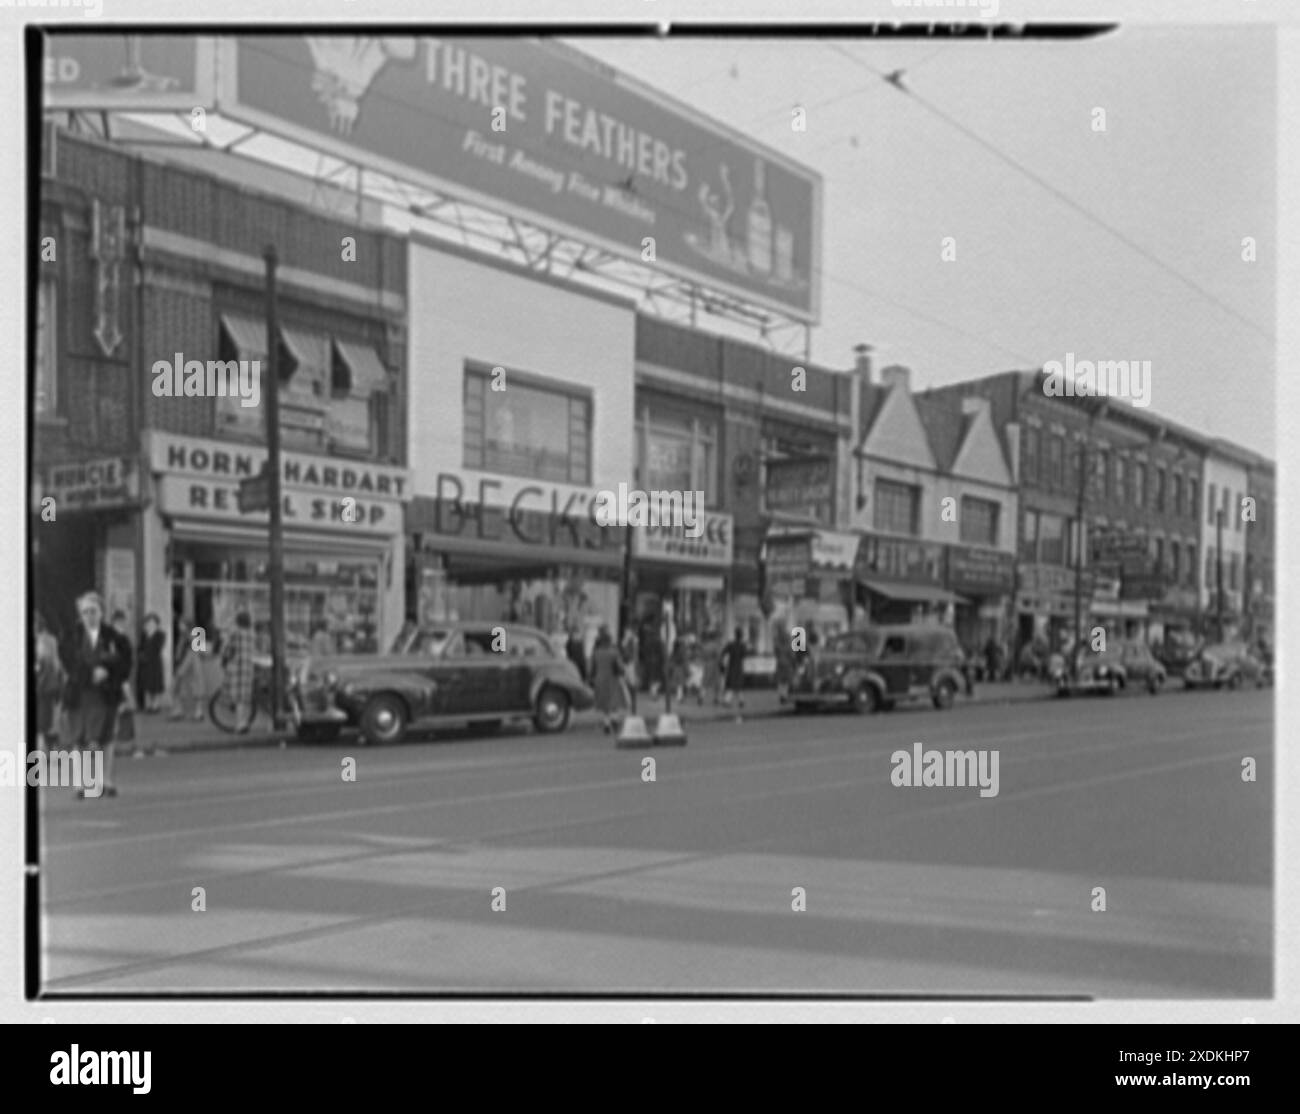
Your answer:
264,247 -> 287,730
1215,507 -> 1225,642
1071,433 -> 1088,683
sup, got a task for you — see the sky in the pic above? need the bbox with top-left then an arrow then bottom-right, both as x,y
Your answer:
580,27 -> 1277,456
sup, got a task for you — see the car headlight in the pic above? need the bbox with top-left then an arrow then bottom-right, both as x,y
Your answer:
833,663 -> 845,676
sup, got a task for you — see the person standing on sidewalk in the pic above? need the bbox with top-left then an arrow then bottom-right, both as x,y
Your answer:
59,591 -> 131,798
34,611 -> 64,750
221,611 -> 257,733
773,626 -> 794,704
136,612 -> 166,713
720,626 -> 748,713
169,614 -> 208,722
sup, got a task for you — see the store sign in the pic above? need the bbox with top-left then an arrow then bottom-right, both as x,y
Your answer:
1017,563 -> 1077,596
220,36 -> 822,321
765,456 -> 834,522
633,511 -> 733,567
856,535 -> 945,585
41,456 -> 139,510
42,34 -> 216,110
149,433 -> 408,536
764,535 -> 812,592
810,530 -> 859,571
409,472 -> 622,552
946,545 -> 1015,595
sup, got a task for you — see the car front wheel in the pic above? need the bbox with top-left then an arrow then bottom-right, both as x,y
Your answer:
1147,675 -> 1163,695
851,682 -> 879,714
533,687 -> 571,733
361,694 -> 408,746
932,678 -> 957,710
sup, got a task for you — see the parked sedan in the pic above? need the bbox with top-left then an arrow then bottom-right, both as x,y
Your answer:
1049,645 -> 1127,696
291,622 -> 595,745
790,624 -> 967,714
1182,641 -> 1269,691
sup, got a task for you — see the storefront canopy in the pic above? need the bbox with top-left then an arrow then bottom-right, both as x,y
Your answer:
332,339 -> 390,395
857,577 -> 967,606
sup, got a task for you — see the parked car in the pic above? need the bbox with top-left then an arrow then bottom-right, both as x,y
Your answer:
1048,644 -> 1127,695
1116,640 -> 1168,693
1182,641 -> 1269,691
789,624 -> 968,714
291,621 -> 595,745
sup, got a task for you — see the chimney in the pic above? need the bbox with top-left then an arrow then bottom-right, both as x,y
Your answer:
853,343 -> 873,382
880,364 -> 911,394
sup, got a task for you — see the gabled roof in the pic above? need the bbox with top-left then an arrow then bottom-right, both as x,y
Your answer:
913,393 -> 973,474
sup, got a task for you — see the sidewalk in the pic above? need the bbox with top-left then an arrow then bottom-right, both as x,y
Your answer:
122,679 -> 1055,755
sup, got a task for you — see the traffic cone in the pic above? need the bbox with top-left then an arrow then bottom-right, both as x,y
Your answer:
615,715 -> 653,747
653,713 -> 687,746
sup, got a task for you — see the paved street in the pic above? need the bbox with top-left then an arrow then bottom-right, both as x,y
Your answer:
40,688 -> 1270,998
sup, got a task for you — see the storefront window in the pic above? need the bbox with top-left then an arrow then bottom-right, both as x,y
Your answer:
959,497 -> 999,547
463,364 -> 591,485
873,479 -> 919,536
173,544 -> 381,654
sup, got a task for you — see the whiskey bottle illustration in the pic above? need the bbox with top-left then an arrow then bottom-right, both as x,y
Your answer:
747,157 -> 773,275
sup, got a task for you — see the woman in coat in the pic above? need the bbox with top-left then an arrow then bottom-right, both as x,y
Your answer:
220,610 -> 258,732
588,626 -> 627,733
34,611 -> 63,748
136,612 -> 166,712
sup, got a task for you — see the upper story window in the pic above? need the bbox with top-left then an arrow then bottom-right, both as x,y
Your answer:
959,496 -> 1000,547
873,478 -> 920,536
1207,482 -> 1217,525
1048,435 -> 1064,488
1022,427 -> 1040,483
1172,473 -> 1183,516
463,363 -> 591,486
1155,467 -> 1166,513
637,399 -> 718,506
1134,463 -> 1147,509
1095,449 -> 1110,499
1115,456 -> 1128,504
36,278 -> 58,418
1189,478 -> 1199,522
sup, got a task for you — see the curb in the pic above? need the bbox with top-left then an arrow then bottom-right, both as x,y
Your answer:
129,689 -> 1057,755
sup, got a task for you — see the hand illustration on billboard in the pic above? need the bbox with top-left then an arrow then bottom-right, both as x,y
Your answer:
307,37 -> 418,136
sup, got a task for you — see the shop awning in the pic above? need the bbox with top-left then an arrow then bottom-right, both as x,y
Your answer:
332,339 -> 389,395
219,313 -> 269,361
858,577 -> 967,606
1089,598 -> 1149,618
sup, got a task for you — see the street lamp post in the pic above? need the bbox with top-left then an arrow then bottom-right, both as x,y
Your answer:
1215,507 -> 1225,642
264,247 -> 287,731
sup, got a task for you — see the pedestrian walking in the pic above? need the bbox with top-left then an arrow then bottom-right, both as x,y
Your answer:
565,625 -> 587,681
588,626 -> 627,733
720,626 -> 748,712
667,636 -> 690,704
58,591 -> 131,798
168,615 -> 208,721
220,610 -> 257,733
136,612 -> 166,712
773,626 -> 795,703
34,611 -> 64,749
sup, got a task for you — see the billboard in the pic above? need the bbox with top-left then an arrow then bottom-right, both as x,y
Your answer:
218,36 -> 822,321
42,34 -> 216,111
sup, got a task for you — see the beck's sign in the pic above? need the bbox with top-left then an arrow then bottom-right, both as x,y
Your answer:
219,36 -> 822,321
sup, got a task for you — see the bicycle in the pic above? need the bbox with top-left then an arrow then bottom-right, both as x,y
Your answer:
209,660 -> 300,734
